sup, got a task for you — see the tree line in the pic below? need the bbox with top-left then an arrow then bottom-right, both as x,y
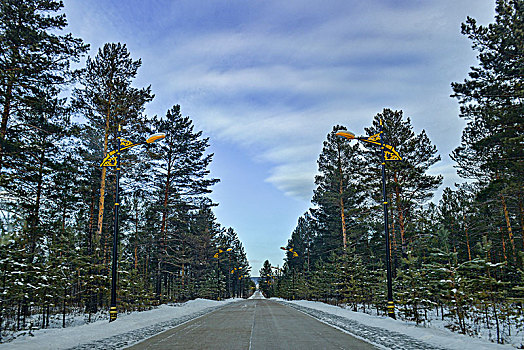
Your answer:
0,0 -> 250,339
260,0 -> 523,344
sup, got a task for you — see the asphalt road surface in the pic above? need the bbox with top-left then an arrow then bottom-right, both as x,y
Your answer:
127,298 -> 376,350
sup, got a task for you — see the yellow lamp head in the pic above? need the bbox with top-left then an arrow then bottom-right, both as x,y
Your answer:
146,133 -> 166,144
335,130 -> 356,140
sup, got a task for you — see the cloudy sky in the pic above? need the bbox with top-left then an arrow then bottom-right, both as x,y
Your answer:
63,0 -> 495,274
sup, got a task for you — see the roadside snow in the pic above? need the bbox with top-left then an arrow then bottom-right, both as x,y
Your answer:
277,299 -> 515,350
0,298 -> 239,350
248,290 -> 266,299
1,298 -> 518,349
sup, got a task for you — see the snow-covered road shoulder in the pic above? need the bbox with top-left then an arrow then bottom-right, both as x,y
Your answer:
0,299 -> 240,350
276,300 -> 513,350
248,290 -> 266,299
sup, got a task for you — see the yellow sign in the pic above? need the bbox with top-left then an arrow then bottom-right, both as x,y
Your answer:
100,139 -> 142,167
336,131 -> 402,161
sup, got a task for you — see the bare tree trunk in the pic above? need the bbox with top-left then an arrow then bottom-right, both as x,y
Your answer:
500,227 -> 507,262
95,90 -> 113,256
464,213 -> 471,261
393,172 -> 406,257
388,192 -> 398,269
500,194 -> 516,262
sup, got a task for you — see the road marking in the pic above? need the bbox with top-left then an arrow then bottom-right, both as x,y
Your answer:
248,301 -> 257,350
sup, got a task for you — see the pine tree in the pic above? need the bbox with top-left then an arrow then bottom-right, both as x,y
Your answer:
337,250 -> 365,311
395,253 -> 432,325
259,260 -> 273,297
0,0 -> 87,173
73,42 -> 153,258
363,109 -> 442,263
147,105 -> 218,299
312,125 -> 366,258
451,0 -> 523,264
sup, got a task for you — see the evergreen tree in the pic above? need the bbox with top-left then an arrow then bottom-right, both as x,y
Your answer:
0,0 -> 87,173
259,260 -> 273,297
451,0 -> 523,264
311,125 -> 366,258
73,42 -> 154,259
147,105 -> 219,299
363,109 -> 442,262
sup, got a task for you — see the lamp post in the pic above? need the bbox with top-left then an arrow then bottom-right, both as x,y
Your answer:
101,126 -> 165,322
230,267 -> 238,297
231,266 -> 245,297
280,247 -> 299,300
336,120 -> 401,319
213,248 -> 232,300
271,265 -> 282,297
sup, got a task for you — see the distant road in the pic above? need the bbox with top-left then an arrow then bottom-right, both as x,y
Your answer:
127,298 -> 376,349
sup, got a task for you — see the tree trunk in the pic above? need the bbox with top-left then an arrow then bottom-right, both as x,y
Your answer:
337,148 -> 347,250
62,287 -> 66,328
0,80 -> 13,172
134,199 -> 139,270
29,145 -> 46,259
388,192 -> 398,269
500,193 -> 516,262
87,189 -> 96,255
464,213 -> 471,261
500,227 -> 507,262
95,89 -> 113,256
519,194 -> 524,249
157,154 -> 172,299
393,171 -> 406,257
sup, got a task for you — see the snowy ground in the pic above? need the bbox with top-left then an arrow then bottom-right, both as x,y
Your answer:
248,290 -> 266,299
0,299 -> 240,350
0,297 -> 520,349
276,299 -> 518,350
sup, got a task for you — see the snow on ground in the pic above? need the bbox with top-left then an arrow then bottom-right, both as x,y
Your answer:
277,299 -> 516,350
0,298 -> 240,350
248,290 -> 266,299
1,297 -> 519,349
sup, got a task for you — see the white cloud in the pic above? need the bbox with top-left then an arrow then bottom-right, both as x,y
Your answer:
63,0 -> 495,203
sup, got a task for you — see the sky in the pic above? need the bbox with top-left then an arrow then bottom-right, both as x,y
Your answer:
62,0 -> 496,275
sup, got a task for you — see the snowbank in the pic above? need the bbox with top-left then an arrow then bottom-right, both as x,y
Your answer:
248,290 -> 266,299
278,299 -> 516,350
0,298 -> 239,350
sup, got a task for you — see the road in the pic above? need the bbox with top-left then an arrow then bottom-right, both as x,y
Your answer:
127,295 -> 376,350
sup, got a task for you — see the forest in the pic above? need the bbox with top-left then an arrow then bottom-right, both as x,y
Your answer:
259,0 -> 523,345
0,0 -> 251,341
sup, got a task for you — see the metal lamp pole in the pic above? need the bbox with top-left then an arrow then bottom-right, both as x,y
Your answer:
379,120 -> 395,319
101,128 -> 165,322
217,256 -> 220,300
336,121 -> 400,319
214,248 -> 232,301
280,247 -> 298,300
227,253 -> 231,298
109,125 -> 122,322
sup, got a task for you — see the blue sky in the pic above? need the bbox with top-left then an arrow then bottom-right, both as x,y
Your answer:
63,0 -> 495,275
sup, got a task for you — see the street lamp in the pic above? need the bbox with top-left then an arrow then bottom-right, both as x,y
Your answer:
213,248 -> 232,300
336,119 -> 401,319
101,125 -> 165,322
280,247 -> 299,300
231,266 -> 245,298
